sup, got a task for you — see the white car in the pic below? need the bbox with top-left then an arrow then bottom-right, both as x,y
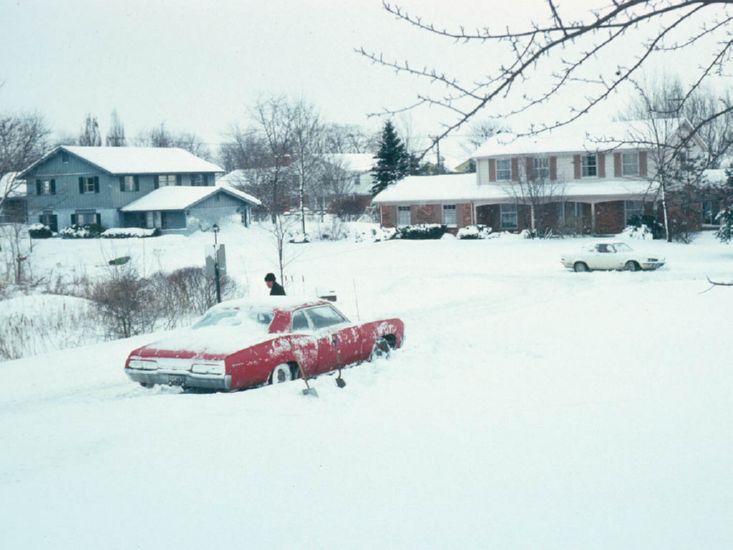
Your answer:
561,242 -> 665,272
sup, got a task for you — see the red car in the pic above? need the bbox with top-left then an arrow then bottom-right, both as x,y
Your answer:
124,297 -> 405,391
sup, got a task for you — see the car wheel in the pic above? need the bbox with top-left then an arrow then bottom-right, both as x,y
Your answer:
369,337 -> 392,362
140,382 -> 154,389
625,261 -> 640,272
573,262 -> 589,272
270,363 -> 293,384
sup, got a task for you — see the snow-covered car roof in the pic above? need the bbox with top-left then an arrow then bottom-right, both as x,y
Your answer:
210,297 -> 331,312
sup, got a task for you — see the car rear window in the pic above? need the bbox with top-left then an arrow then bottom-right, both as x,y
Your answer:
192,307 -> 273,332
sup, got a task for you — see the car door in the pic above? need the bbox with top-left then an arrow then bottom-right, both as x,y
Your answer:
592,243 -> 615,269
303,305 -> 355,373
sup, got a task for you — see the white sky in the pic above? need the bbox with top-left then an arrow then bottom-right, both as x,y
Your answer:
1,0 -> 729,163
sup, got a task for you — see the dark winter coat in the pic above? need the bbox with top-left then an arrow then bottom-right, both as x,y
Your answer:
270,281 -> 286,296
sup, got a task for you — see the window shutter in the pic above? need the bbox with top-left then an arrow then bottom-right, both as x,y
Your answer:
639,151 -> 648,177
94,177 -> 99,193
79,177 -> 84,194
525,157 -> 534,181
134,175 -> 139,191
95,213 -> 101,226
511,158 -> 519,181
51,180 -> 56,195
598,153 -> 606,178
36,180 -> 42,195
614,153 -> 621,177
489,159 -> 496,182
154,175 -> 159,189
119,176 -> 125,192
549,156 -> 557,180
71,214 -> 77,225
176,174 -> 182,186
573,155 -> 581,179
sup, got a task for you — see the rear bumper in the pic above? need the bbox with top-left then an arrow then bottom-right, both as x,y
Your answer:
126,369 -> 231,391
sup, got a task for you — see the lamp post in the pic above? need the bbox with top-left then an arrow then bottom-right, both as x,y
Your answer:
212,224 -> 221,303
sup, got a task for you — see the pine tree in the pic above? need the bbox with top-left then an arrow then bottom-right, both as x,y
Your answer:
371,120 -> 410,195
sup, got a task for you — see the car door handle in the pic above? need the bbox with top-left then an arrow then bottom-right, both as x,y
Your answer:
331,335 -> 339,345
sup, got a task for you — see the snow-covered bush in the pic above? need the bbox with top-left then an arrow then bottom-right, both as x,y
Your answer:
620,224 -> 654,240
60,223 -> 104,239
394,224 -> 448,240
627,214 -> 664,239
353,225 -> 396,242
288,231 -> 310,244
101,227 -> 160,239
457,225 -> 493,240
28,224 -> 53,239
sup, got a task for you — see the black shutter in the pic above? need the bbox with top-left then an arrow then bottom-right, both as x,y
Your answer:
95,213 -> 101,226
79,177 -> 84,194
51,180 -> 56,195
119,176 -> 125,192
71,214 -> 77,226
36,180 -> 42,195
154,175 -> 159,189
134,175 -> 139,191
94,177 -> 99,193
176,174 -> 182,186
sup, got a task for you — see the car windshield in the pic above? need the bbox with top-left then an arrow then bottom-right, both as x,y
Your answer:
192,306 -> 273,333
614,243 -> 632,252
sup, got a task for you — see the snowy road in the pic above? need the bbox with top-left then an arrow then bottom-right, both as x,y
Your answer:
1,231 -> 732,549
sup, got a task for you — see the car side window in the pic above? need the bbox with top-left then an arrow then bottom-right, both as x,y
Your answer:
305,305 -> 348,330
292,310 -> 310,332
597,244 -> 609,253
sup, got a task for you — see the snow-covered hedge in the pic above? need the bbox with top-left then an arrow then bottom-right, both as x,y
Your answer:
60,224 -> 104,239
457,225 -> 493,240
101,227 -> 160,239
352,225 -> 396,242
394,224 -> 448,240
28,224 -> 53,239
619,224 -> 654,240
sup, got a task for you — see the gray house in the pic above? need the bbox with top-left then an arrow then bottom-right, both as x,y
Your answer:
19,146 -> 260,232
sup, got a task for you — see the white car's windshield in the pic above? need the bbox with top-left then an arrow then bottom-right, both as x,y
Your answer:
192,307 -> 273,332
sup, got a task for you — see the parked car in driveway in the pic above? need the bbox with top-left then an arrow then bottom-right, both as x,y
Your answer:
561,242 -> 665,272
124,298 -> 404,391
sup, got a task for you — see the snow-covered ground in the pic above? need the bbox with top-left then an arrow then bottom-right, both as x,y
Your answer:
1,224 -> 732,549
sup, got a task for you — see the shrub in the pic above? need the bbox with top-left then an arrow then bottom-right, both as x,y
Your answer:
60,223 -> 105,239
394,224 -> 448,240
457,225 -> 493,240
716,208 -> 732,243
28,224 -> 53,239
90,265 -> 156,338
101,227 -> 160,239
628,214 -> 665,239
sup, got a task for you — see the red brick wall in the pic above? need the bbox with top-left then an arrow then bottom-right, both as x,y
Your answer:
595,201 -> 625,234
381,205 -> 396,227
459,203 -> 473,227
413,204 -> 441,224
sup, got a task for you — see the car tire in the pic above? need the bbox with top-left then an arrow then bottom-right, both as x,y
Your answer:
624,261 -> 640,272
573,262 -> 589,273
139,382 -> 154,389
369,337 -> 392,362
270,363 -> 293,384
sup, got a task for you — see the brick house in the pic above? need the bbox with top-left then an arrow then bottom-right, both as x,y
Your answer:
374,119 -> 710,234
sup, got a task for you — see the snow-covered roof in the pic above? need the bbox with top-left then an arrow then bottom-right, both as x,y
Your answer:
1,172 -> 27,198
472,119 -> 695,158
21,146 -> 223,177
120,185 -> 260,212
325,153 -> 375,173
372,173 -> 658,204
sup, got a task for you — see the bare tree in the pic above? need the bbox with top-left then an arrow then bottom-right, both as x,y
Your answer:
105,110 -> 126,147
502,160 -> 566,237
360,1 -> 733,158
78,114 -> 102,146
323,123 -> 379,154
290,99 -> 325,235
136,122 -> 211,159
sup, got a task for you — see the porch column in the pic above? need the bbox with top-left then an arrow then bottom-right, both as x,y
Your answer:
590,202 -> 596,233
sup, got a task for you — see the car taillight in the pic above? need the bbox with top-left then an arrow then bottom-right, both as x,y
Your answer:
128,358 -> 158,370
191,362 -> 225,375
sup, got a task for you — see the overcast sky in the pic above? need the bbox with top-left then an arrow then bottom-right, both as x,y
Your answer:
1,0 -> 727,162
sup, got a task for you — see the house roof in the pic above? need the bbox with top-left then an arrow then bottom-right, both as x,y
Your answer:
1,172 -> 27,199
20,146 -> 223,177
325,153 -> 375,173
120,185 -> 260,212
472,118 -> 698,158
372,173 -> 658,204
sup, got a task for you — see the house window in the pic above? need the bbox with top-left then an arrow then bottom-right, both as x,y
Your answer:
624,200 -> 645,224
120,175 -> 138,192
79,176 -> 98,194
500,203 -> 518,229
190,173 -> 205,186
534,157 -> 550,180
582,154 -> 597,177
397,206 -> 411,226
622,152 -> 640,176
37,179 -> 55,195
702,200 -> 720,225
442,204 -> 457,226
157,174 -> 177,187
496,159 -> 511,181
39,212 -> 58,232
75,211 -> 98,226
146,211 -> 163,229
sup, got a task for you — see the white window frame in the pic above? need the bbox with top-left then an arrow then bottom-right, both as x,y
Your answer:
81,177 -> 96,193
500,203 -> 518,230
40,180 -> 54,195
442,204 -> 457,226
496,159 -> 511,181
76,211 -> 97,226
146,211 -> 163,229
533,157 -> 550,180
158,174 -> 177,187
397,206 -> 411,226
622,152 -> 640,176
581,154 -> 597,177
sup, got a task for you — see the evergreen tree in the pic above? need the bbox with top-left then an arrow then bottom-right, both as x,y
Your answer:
371,120 -> 410,195
78,114 -> 102,146
105,110 -> 126,146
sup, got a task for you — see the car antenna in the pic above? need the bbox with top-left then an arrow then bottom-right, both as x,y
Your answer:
353,279 -> 361,322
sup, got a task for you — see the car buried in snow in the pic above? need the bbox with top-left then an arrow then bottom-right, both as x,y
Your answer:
124,297 -> 404,391
561,241 -> 666,272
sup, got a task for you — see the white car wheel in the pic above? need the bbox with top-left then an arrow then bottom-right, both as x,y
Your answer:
624,260 -> 640,272
271,363 -> 293,384
573,262 -> 589,273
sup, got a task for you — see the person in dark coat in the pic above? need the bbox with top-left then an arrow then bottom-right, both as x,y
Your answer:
265,272 -> 286,296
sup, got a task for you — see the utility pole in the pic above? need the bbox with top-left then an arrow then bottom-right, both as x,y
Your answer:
212,224 -> 221,303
